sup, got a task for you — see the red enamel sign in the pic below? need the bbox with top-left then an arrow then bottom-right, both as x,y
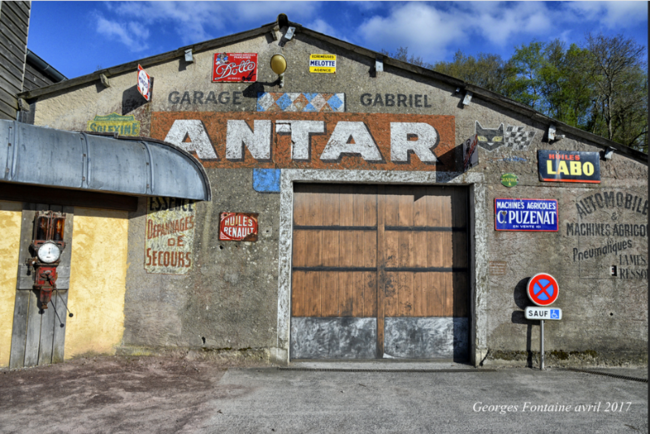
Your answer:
137,64 -> 151,101
212,53 -> 257,83
527,273 -> 559,306
219,212 -> 258,241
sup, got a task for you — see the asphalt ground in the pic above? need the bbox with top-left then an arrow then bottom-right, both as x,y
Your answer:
0,355 -> 647,434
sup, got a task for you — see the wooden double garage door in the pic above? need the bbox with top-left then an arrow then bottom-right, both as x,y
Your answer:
291,184 -> 470,360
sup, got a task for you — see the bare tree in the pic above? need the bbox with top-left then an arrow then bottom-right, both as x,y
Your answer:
586,33 -> 647,149
381,47 -> 432,69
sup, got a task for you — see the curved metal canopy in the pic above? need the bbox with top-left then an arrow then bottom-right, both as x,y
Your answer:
0,120 -> 211,201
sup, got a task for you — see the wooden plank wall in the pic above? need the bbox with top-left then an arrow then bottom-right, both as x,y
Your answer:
0,1 -> 30,120
292,184 -> 469,320
23,60 -> 54,92
291,183 -> 470,359
292,185 -> 378,318
9,201 -> 73,368
382,186 -> 469,318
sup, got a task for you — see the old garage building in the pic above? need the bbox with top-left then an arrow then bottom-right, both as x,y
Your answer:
1,14 -> 647,368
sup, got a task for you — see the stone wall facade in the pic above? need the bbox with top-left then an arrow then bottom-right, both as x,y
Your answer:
25,23 -> 648,366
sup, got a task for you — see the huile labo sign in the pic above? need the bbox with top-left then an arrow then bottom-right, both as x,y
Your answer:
538,150 -> 601,183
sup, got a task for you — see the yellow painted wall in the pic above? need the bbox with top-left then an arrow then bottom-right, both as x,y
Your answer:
65,207 -> 129,358
0,201 -> 22,367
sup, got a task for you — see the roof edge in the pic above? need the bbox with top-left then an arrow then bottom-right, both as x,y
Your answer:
18,22 -> 278,100
26,49 -> 67,83
295,23 -> 648,165
86,131 -> 212,201
19,18 -> 647,165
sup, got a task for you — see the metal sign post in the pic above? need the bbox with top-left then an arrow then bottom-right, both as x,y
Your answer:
525,307 -> 561,370
526,273 -> 560,371
539,320 -> 544,371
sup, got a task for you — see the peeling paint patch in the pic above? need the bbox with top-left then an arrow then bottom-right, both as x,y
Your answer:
145,197 -> 195,274
291,317 -> 377,359
384,317 -> 469,359
87,113 -> 140,136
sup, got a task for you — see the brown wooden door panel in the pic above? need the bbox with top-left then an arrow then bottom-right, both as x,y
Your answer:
293,270 -> 376,318
320,271 -> 339,317
291,271 -> 306,316
321,231 -> 340,266
292,183 -> 470,358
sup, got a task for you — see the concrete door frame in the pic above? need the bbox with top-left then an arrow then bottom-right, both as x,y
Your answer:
272,169 -> 489,366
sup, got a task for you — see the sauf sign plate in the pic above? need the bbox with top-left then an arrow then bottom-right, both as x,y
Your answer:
212,53 -> 257,82
525,307 -> 562,320
219,212 -> 258,241
495,198 -> 558,232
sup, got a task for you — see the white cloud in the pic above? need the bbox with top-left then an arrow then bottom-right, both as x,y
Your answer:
462,2 -> 554,46
91,1 -> 647,60
566,1 -> 647,29
355,1 -> 646,62
306,19 -> 348,41
96,16 -> 150,51
358,3 -> 466,60
356,2 -> 564,61
94,1 -> 322,48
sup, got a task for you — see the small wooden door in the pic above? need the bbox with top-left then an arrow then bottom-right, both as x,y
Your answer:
290,184 -> 470,360
9,203 -> 74,368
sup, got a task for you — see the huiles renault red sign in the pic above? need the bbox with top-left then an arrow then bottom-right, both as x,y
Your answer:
212,53 -> 258,82
219,212 -> 259,241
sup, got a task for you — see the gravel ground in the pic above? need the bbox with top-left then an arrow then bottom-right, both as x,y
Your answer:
0,355 -> 646,434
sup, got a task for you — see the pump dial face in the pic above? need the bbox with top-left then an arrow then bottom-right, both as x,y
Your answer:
37,242 -> 61,264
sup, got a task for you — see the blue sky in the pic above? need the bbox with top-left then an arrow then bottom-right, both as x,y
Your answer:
29,1 -> 648,79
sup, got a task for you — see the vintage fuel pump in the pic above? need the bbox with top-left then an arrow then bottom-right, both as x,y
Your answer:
26,211 -> 66,309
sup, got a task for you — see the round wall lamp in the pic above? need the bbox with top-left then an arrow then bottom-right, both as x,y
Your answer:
270,54 -> 287,87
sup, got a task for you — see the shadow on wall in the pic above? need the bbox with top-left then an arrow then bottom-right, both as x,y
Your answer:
122,81 -> 152,115
511,277 -> 537,367
436,141 -> 466,177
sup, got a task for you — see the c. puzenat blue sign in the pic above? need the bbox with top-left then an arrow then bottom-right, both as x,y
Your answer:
495,198 -> 558,232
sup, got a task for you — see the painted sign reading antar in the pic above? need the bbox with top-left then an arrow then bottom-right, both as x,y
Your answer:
152,113 -> 456,171
527,273 -> 559,306
219,212 -> 258,241
495,198 -> 558,231
212,53 -> 257,82
538,150 -> 600,183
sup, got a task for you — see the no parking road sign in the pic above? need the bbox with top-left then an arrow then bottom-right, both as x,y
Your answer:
527,273 -> 559,306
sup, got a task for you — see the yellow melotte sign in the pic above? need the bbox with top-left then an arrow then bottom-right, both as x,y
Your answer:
309,54 -> 336,73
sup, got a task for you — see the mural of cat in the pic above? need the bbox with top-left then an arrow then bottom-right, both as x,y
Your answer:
475,121 -> 504,151
475,121 -> 536,151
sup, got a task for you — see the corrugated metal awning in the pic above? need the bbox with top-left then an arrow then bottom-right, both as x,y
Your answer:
0,120 -> 211,201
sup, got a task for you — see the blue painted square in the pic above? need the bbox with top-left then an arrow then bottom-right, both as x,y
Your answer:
327,94 -> 343,110
303,93 -> 318,102
253,169 -> 281,193
276,94 -> 293,110
303,103 -> 318,112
